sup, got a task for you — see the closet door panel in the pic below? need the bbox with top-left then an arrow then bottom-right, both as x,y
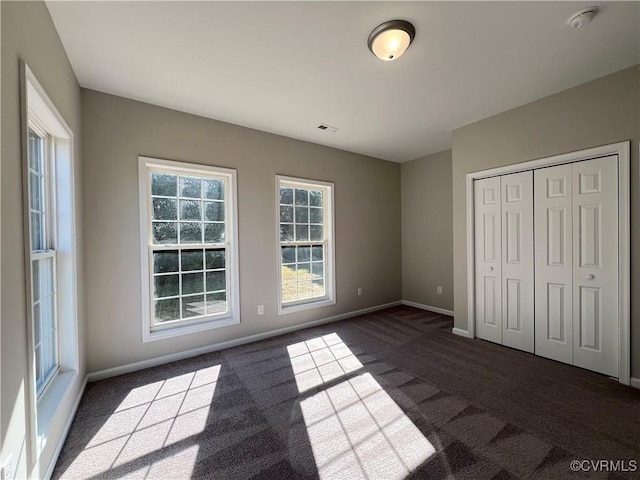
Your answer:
572,156 -> 618,377
501,171 -> 534,352
534,165 -> 573,364
475,177 -> 502,344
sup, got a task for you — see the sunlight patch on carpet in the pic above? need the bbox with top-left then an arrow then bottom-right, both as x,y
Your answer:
60,365 -> 220,478
287,333 -> 362,393
300,373 -> 435,480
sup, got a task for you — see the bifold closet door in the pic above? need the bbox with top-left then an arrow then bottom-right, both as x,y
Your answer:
501,172 -> 534,353
572,156 -> 618,377
474,176 -> 502,344
475,174 -> 534,350
534,164 -> 574,364
534,156 -> 618,377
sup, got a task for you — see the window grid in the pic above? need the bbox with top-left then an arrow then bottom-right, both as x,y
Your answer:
150,174 -> 225,246
279,183 -> 329,305
151,247 -> 227,324
281,245 -> 326,302
32,254 -> 57,392
150,195 -> 225,244
147,170 -> 231,329
28,154 -> 47,251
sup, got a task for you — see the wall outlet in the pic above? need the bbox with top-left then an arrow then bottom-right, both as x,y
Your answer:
437,286 -> 443,295
357,287 -> 363,296
257,305 -> 264,315
2,455 -> 12,480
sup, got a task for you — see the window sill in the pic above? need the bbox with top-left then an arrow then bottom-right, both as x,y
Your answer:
36,370 -> 77,454
144,315 -> 239,343
278,298 -> 336,315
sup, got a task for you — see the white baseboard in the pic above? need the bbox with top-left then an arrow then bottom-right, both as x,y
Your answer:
87,301 -> 402,382
452,327 -> 473,338
401,300 -> 454,317
630,377 -> 640,390
43,375 -> 87,480
400,301 -> 471,338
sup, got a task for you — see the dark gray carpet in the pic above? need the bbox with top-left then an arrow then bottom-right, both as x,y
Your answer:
53,306 -> 640,479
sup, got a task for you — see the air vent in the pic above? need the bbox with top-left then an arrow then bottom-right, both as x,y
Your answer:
317,123 -> 338,133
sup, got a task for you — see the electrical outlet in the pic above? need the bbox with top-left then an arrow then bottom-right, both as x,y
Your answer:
2,455 -> 12,480
257,305 -> 264,315
357,287 -> 363,296
437,286 -> 443,295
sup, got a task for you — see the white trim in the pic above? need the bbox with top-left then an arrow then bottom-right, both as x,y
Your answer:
630,377 -> 640,390
37,372 -> 75,443
278,298 -> 336,315
401,300 -> 454,317
465,143 -> 628,180
137,156 -> 240,343
0,7 -> 2,473
275,175 -> 336,315
41,375 -> 87,480
87,301 -> 401,382
452,328 -> 473,339
465,141 -> 631,385
617,142 -> 631,385
20,62 -> 80,471
466,173 -> 476,339
24,66 -> 71,139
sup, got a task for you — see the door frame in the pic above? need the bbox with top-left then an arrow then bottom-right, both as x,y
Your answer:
465,141 -> 630,385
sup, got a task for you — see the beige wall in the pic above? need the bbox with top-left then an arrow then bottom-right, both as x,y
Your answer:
451,65 -> 640,377
1,1 -> 85,477
401,150 -> 453,311
81,89 -> 401,373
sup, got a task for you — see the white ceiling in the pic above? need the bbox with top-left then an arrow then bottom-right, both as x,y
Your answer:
46,1 -> 640,163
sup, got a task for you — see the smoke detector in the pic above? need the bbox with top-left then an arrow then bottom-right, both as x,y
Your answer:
567,7 -> 599,29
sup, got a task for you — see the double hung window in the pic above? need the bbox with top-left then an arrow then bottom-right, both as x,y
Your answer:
28,126 -> 59,395
277,176 -> 335,314
23,64 -> 80,448
139,157 -> 239,341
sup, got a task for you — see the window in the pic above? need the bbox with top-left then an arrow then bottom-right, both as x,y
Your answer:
139,157 -> 239,341
22,63 -> 80,453
277,176 -> 335,313
28,125 -> 59,395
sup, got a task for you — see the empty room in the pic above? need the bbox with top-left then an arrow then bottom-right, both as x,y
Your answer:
1,1 -> 639,479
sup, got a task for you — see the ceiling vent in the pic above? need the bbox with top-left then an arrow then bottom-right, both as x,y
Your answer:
317,123 -> 338,133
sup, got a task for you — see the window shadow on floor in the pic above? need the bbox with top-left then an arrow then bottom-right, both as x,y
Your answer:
54,322 -> 455,479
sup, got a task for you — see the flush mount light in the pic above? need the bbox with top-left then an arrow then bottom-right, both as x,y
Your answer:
367,19 -> 415,61
567,7 -> 599,29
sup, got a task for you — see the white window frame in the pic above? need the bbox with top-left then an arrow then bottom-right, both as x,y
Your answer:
276,175 -> 336,315
138,156 -> 240,342
21,62 -> 80,460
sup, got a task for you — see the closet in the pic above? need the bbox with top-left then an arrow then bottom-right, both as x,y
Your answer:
473,154 -> 619,377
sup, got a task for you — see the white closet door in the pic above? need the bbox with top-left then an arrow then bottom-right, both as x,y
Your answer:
475,177 -> 502,344
501,171 -> 534,353
534,164 -> 573,364
572,156 -> 618,377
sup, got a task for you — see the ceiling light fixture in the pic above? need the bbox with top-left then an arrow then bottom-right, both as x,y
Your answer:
567,7 -> 599,29
367,20 -> 415,61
